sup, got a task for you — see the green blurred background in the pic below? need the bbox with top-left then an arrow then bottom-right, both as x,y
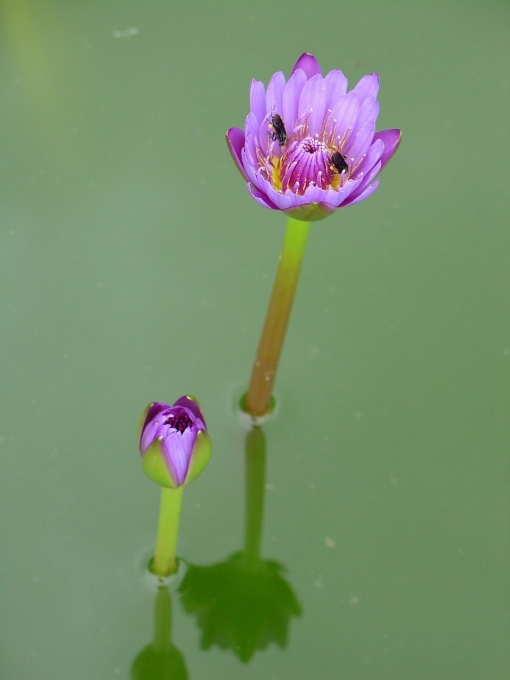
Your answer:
1,1 -> 508,678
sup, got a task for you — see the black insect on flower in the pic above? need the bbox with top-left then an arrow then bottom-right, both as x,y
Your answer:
268,113 -> 288,146
329,150 -> 349,175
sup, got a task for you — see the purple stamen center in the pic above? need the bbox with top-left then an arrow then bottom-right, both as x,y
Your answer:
280,137 -> 337,194
165,412 -> 192,434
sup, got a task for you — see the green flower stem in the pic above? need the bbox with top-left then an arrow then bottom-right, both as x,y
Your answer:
243,426 -> 266,570
152,486 -> 184,577
245,217 -> 311,417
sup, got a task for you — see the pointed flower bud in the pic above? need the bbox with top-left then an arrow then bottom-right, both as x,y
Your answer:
139,396 -> 212,489
226,52 -> 401,222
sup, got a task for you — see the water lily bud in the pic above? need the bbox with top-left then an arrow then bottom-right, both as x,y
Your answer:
139,396 -> 212,489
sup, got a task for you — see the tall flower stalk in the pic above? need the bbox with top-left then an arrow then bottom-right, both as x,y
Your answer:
244,217 -> 310,417
227,53 -> 401,417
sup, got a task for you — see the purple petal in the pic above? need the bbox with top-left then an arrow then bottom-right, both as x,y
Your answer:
352,160 -> 382,198
298,177 -> 357,209
356,138 -> 384,176
265,184 -> 301,211
373,129 -> 402,168
244,109 -> 261,136
291,53 -> 322,79
266,71 -> 286,116
242,149 -> 266,191
357,95 -> 379,126
141,402 -> 169,437
226,128 -> 248,181
322,179 -> 360,207
256,115 -> 272,154
330,92 -> 359,145
347,96 -> 378,143
353,73 -> 380,101
244,111 -> 263,154
282,68 -> 307,129
247,183 -> 279,210
345,119 -> 375,167
244,132 -> 259,167
297,74 -> 327,135
325,70 -> 348,108
244,110 -> 268,156
140,417 -> 165,454
342,179 -> 380,207
162,430 -> 195,486
249,79 -> 266,124
301,183 -> 328,204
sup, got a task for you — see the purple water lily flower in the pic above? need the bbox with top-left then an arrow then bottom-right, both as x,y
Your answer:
227,53 -> 401,222
139,396 -> 212,488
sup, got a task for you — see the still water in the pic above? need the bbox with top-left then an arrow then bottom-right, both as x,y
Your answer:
1,1 -> 509,678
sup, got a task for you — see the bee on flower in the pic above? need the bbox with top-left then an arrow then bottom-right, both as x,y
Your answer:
268,113 -> 288,146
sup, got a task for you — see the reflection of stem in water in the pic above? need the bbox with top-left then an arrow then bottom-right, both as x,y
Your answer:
153,486 -> 184,576
178,424 -> 301,663
153,586 -> 172,654
243,426 -> 266,570
244,217 -> 310,417
131,585 -> 188,679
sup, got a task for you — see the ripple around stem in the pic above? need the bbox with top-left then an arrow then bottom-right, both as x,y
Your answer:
138,548 -> 187,592
229,383 -> 279,430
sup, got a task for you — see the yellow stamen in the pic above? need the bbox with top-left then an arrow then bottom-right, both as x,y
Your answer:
270,156 -> 282,192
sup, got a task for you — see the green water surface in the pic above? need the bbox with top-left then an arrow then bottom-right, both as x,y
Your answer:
1,1 -> 509,679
